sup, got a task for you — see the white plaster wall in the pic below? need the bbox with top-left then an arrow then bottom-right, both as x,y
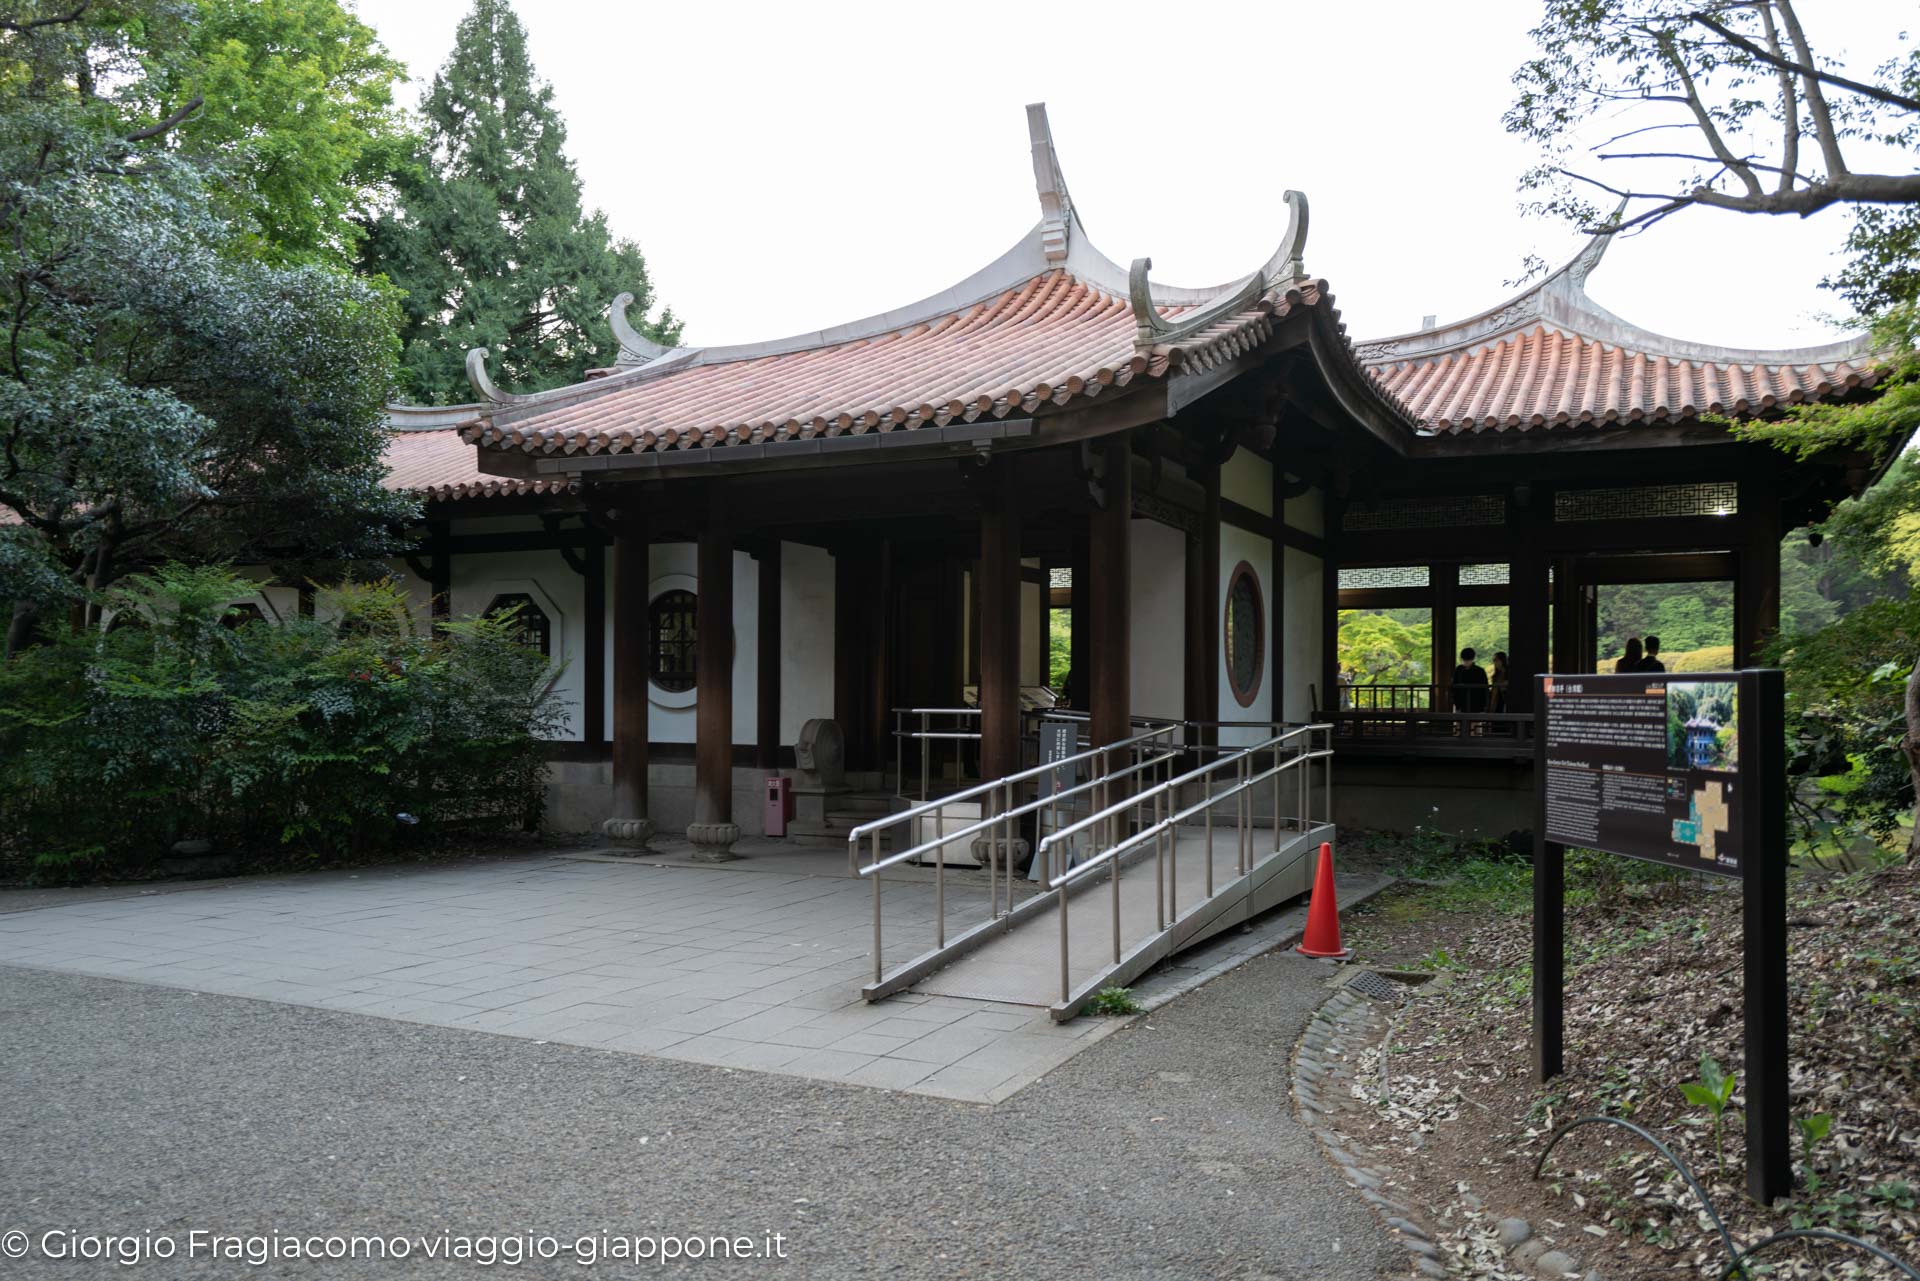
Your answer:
1129,517 -> 1185,720
1284,545 -> 1325,723
1218,524 -> 1274,747
780,541 -> 835,746
229,565 -> 304,627
451,548 -> 587,741
1221,447 -> 1273,516
1284,482 -> 1325,538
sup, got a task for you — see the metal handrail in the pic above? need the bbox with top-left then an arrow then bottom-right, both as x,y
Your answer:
1039,723 -> 1333,1005
852,720 -> 1181,842
854,719 -> 1193,992
860,750 -> 1175,878
1042,724 -> 1321,878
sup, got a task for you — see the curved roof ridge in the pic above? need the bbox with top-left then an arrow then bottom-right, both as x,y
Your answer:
419,103 -> 1316,423
1355,213 -> 1871,369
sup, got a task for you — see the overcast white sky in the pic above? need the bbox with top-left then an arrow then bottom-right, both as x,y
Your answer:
358,0 -> 1912,350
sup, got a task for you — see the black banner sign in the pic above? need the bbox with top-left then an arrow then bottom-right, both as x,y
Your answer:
1541,672 -> 1745,878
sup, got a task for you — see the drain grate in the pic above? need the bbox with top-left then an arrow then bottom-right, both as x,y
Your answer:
1344,969 -> 1403,1002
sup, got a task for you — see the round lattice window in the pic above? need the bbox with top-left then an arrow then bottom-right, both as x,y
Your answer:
1224,561 -> 1265,707
648,589 -> 697,693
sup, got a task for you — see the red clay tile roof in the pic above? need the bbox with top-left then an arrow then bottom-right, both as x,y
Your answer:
460,269 -> 1309,459
383,427 -> 564,502
1355,226 -> 1877,434
1370,326 -> 1877,433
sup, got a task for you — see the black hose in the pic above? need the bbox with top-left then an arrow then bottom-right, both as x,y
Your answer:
1536,1118 -> 1919,1280
1533,1115 -> 1738,1264
1716,1228 -> 1920,1281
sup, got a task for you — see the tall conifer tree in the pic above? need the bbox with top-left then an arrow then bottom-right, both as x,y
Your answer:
364,0 -> 677,403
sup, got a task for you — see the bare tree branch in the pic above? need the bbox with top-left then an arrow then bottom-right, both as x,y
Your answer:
1753,2 -> 1799,196
1774,0 -> 1847,178
1654,28 -> 1762,196
0,2 -> 90,34
123,95 -> 203,144
1688,6 -> 1920,115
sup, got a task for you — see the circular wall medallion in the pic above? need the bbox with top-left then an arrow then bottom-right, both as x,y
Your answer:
1224,560 -> 1265,708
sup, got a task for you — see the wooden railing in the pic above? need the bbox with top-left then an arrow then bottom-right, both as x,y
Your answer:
1319,707 -> 1535,759
1338,682 -> 1436,710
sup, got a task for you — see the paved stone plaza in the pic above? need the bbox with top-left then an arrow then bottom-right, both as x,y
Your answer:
0,848 -> 1128,1102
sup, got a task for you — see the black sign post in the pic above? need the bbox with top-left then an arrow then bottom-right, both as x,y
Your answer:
1533,669 -> 1788,1203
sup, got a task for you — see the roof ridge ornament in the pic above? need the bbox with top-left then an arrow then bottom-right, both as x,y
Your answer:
610,291 -> 679,366
1027,103 -> 1073,264
1258,190 -> 1311,283
1565,198 -> 1631,292
1130,257 -> 1268,349
465,347 -> 525,405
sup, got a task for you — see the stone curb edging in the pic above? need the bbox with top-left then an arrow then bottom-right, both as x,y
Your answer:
1291,973 -> 1607,1281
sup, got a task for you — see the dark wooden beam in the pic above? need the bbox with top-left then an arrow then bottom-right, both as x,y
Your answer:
834,549 -> 871,770
693,497 -> 735,835
582,537 -> 606,747
1432,562 -> 1459,711
1089,435 -> 1132,756
756,539 -> 782,771
1508,487 -> 1550,713
1334,514 -> 1751,564
978,462 -> 1022,785
606,518 -> 650,840
1068,532 -> 1089,711
1270,463 -> 1288,719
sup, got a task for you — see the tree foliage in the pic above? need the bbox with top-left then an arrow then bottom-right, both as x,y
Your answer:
1337,610 -> 1432,685
0,0 -> 413,651
362,0 -> 679,404
0,564 -> 563,881
139,0 -> 413,267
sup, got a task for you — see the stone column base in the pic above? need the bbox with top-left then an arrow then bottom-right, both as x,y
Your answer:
970,836 -> 1032,869
602,817 -> 654,846
686,822 -> 741,862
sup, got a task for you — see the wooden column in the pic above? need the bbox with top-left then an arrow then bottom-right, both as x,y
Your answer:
978,464 -> 1022,784
1432,562 -> 1459,710
756,539 -> 782,770
1269,465 -> 1288,724
868,540 -> 893,774
1508,488 -> 1550,713
1321,495 -> 1342,715
1184,462 -> 1221,743
583,536 -> 606,748
691,497 -> 738,855
605,518 -> 651,843
834,547 -> 868,770
1035,559 -> 1051,691
1736,472 -> 1782,667
1089,434 -> 1133,752
1551,555 -> 1583,675
1067,534 -> 1090,710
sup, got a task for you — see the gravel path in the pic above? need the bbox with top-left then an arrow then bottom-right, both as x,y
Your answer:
0,951 -> 1392,1279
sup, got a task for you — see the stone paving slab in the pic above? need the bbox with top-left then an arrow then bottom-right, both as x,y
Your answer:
0,850 -> 1120,1103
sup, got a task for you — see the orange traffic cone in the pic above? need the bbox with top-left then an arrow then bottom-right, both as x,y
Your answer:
1295,842 -> 1352,960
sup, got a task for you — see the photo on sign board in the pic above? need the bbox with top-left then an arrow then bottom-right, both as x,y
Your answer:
1666,679 -> 1738,772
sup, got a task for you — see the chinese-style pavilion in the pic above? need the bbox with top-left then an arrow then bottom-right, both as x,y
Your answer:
343,104 -> 1887,846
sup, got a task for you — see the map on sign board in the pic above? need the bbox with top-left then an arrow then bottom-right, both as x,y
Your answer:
1540,673 -> 1745,877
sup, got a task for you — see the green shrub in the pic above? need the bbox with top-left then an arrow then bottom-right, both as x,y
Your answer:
0,564 -> 563,882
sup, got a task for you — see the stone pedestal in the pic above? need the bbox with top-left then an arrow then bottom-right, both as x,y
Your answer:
602,817 -> 654,846
970,835 -> 1032,875
686,821 -> 741,862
